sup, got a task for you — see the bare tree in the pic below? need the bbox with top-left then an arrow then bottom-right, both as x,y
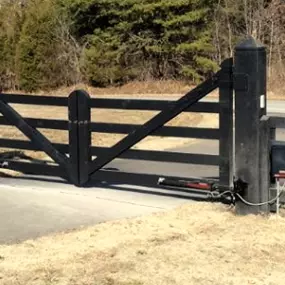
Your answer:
53,15 -> 85,86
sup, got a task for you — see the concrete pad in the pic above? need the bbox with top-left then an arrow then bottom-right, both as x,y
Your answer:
0,178 -> 191,244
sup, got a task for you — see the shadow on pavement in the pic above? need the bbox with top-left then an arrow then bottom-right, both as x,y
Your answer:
5,174 -> 221,203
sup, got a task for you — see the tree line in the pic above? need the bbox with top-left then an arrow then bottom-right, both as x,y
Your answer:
0,0 -> 283,91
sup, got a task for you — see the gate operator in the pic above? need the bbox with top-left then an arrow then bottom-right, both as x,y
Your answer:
157,140 -> 285,209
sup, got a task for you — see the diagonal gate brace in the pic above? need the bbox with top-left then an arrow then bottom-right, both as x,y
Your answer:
89,71 -> 221,178
0,99 -> 70,169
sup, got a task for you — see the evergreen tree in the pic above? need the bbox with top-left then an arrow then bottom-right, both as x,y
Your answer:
0,2 -> 23,89
73,0 -> 218,85
0,0 -> 278,91
16,0 -> 62,91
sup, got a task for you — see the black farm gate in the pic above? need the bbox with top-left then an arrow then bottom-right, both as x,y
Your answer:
2,37 -> 283,215
0,59 -> 234,191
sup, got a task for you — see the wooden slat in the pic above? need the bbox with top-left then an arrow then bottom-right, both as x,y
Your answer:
91,123 -> 219,139
91,147 -> 219,165
0,159 -> 66,177
0,139 -> 219,165
0,116 -> 68,130
1,94 -> 68,106
0,139 -> 69,153
0,118 -> 219,139
91,98 -> 219,113
1,94 -> 219,112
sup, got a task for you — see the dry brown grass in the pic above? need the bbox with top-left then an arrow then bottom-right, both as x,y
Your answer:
5,80 -> 195,96
5,80 -> 219,99
4,79 -> 285,99
0,203 -> 285,285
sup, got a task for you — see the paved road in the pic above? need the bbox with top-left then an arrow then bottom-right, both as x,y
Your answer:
0,139 -> 217,244
0,99 -> 285,244
0,180 -> 194,244
109,141 -> 219,179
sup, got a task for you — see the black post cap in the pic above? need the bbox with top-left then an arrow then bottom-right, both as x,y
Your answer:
235,36 -> 265,51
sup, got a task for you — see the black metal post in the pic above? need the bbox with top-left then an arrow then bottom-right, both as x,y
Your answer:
270,128 -> 276,141
219,58 -> 234,188
77,90 -> 91,185
259,116 -> 270,213
68,90 -> 91,186
69,92 -> 80,185
234,37 -> 267,214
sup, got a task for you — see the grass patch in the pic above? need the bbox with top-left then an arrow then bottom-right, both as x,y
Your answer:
1,203 -> 285,285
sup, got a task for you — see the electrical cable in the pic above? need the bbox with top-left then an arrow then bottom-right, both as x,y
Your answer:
235,188 -> 285,207
158,176 -> 285,207
207,190 -> 232,199
207,190 -> 235,205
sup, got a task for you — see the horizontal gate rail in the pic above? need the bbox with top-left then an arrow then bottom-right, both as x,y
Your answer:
91,99 -> 219,113
91,123 -> 219,139
0,118 -> 219,139
0,159 -> 67,178
0,138 -> 219,165
89,72 -> 220,177
91,147 -> 219,165
269,116 -> 285,129
0,117 -> 68,130
1,94 -> 68,106
0,139 -> 69,153
1,94 -> 219,113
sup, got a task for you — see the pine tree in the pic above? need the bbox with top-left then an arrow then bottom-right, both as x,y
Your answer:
15,0 -> 61,91
16,0 -> 81,91
74,0 -> 218,85
1,0 -> 276,90
0,2 -> 23,90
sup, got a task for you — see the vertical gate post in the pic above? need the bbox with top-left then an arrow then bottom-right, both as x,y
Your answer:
68,92 -> 80,186
68,90 -> 91,186
77,90 -> 91,185
219,58 -> 234,188
259,116 -> 270,213
234,37 -> 267,215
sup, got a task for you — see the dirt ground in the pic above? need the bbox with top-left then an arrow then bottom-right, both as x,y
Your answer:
5,81 -> 196,97
6,80 -> 282,100
7,80 -> 283,99
0,203 -> 285,285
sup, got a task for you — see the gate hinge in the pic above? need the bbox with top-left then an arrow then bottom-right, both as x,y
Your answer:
233,73 -> 249,92
218,67 -> 234,89
233,178 -> 248,196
